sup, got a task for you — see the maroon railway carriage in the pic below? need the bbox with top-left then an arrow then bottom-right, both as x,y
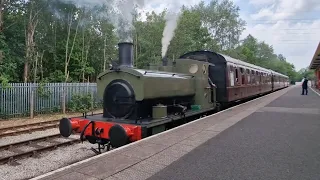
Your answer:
180,51 -> 289,107
271,71 -> 290,90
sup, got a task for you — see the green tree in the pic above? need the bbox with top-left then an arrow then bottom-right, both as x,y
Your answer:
0,0 -> 299,84
296,68 -> 315,81
195,0 -> 246,50
167,7 -> 219,59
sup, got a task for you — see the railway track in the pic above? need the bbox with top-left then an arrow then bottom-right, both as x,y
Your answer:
0,133 -> 81,165
0,120 -> 60,138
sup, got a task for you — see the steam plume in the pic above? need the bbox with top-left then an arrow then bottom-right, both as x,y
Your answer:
161,11 -> 180,58
161,2 -> 182,58
53,0 -> 183,54
55,0 -> 145,42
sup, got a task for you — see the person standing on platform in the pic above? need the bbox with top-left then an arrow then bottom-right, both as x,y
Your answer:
302,77 -> 308,95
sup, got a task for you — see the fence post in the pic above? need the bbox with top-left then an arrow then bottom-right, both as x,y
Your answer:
91,91 -> 94,111
30,90 -> 34,119
61,91 -> 66,114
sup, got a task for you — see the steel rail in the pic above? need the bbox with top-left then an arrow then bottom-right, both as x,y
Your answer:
0,134 -> 81,164
0,120 -> 60,138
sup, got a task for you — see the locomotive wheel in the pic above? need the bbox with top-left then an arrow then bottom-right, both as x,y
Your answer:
59,118 -> 72,137
108,124 -> 129,148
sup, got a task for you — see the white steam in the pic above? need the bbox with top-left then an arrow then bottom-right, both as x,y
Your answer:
55,0 -> 145,42
161,2 -> 182,58
54,0 -> 183,54
161,11 -> 181,58
108,0 -> 145,42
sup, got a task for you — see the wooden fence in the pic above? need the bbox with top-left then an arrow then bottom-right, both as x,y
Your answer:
0,83 -> 99,119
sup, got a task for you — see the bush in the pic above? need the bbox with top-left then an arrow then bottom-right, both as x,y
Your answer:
68,93 -> 95,113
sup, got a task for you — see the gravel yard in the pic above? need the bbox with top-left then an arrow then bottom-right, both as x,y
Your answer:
0,110 -> 105,180
0,141 -> 97,180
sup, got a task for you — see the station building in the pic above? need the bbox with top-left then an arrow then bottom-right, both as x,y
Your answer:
309,42 -> 320,89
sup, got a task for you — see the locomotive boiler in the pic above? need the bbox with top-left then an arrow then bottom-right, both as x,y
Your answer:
59,42 -> 217,151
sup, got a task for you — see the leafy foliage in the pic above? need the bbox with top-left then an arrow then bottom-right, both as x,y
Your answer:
67,93 -> 101,113
0,0 -> 304,84
36,80 -> 53,98
296,68 -> 315,81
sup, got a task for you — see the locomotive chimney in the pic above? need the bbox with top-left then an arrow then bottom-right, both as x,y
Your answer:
118,42 -> 134,68
162,56 -> 168,66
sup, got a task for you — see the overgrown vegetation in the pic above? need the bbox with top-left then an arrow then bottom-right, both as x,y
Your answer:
0,0 -> 311,84
68,93 -> 102,113
36,80 -> 52,98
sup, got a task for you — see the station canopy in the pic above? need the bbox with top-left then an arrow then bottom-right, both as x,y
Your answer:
309,42 -> 320,70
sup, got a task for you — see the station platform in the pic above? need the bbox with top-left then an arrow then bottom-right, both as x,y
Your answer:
32,86 -> 320,180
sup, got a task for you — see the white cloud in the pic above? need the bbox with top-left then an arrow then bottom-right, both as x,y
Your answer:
250,0 -> 320,20
137,0 -> 202,21
249,0 -> 275,6
251,8 -> 274,20
242,20 -> 320,70
244,0 -> 320,70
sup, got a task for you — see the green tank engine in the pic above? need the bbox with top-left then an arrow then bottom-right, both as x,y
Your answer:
97,42 -> 217,121
59,42 -> 218,150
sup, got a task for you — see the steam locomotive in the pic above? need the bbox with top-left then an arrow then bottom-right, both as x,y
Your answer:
59,42 -> 289,152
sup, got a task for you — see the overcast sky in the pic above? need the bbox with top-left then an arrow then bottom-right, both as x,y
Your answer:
140,0 -> 320,71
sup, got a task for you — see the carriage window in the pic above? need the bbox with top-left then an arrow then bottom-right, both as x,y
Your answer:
229,66 -> 235,86
266,74 -> 268,83
251,70 -> 255,84
235,68 -> 239,83
240,68 -> 245,84
242,74 -> 245,85
247,69 -> 251,84
269,74 -> 271,83
259,72 -> 261,83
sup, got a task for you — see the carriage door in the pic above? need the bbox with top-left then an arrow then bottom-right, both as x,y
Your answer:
271,75 -> 274,90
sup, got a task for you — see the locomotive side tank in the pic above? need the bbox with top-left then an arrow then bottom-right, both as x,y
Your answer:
98,44 -> 195,101
97,42 -> 196,120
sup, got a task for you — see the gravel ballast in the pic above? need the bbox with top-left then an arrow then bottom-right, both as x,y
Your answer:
0,127 -> 102,180
0,141 -> 97,180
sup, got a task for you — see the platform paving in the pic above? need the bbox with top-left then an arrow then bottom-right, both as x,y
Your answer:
32,86 -> 295,180
148,86 -> 320,180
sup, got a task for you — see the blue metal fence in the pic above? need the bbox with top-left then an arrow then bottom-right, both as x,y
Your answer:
0,83 -> 98,118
